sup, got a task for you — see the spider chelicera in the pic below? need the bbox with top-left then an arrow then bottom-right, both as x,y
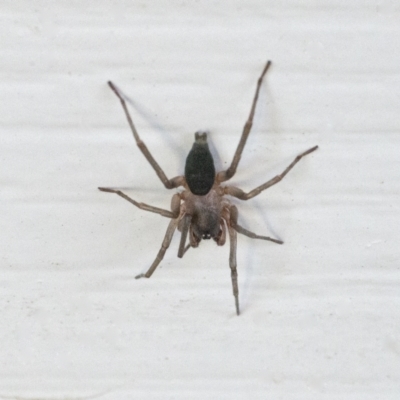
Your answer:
99,61 -> 318,315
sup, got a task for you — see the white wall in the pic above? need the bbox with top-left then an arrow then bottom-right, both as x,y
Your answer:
1,1 -> 399,398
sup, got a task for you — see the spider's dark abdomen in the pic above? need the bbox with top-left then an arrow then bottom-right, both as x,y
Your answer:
185,132 -> 215,196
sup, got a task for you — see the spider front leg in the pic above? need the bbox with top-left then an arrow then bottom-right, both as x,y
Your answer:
224,145 -> 318,200
108,81 -> 185,190
217,61 -> 272,183
135,193 -> 182,279
135,218 -> 179,279
177,214 -> 192,258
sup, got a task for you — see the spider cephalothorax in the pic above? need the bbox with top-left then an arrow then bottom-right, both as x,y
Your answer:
184,131 -> 215,196
183,132 -> 223,243
99,61 -> 318,315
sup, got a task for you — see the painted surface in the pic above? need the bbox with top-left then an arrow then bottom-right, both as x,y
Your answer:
1,1 -> 399,398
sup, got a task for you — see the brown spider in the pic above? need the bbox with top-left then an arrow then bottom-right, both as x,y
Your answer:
99,61 -> 318,315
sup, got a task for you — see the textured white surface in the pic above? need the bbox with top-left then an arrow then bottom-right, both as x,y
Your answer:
1,1 -> 400,398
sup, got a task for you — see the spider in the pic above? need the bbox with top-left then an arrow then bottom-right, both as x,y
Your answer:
99,61 -> 318,315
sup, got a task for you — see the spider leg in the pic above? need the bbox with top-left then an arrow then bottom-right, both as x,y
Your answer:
229,204 -> 283,244
177,214 -> 192,258
182,243 -> 191,256
224,145 -> 318,200
234,224 -> 283,245
217,61 -> 272,183
108,81 -> 185,189
135,218 -> 178,279
216,219 -> 227,246
227,223 -> 240,316
98,188 -> 181,218
178,235 -> 197,259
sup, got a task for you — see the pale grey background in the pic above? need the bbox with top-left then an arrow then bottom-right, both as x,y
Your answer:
1,1 -> 400,399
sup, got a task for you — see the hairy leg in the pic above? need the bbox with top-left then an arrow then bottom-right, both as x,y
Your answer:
234,224 -> 283,244
98,187 -> 181,218
217,61 -> 272,183
135,219 -> 178,279
224,145 -> 318,200
108,81 -> 185,189
228,224 -> 240,315
228,205 -> 283,244
177,214 -> 192,258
